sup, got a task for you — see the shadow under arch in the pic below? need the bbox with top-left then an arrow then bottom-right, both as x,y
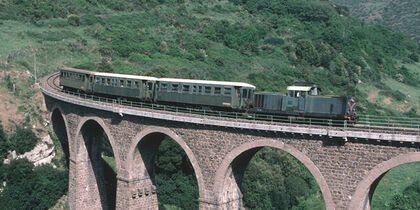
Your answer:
127,126 -> 205,204
50,106 -> 70,167
74,117 -> 120,210
348,152 -> 420,210
213,139 -> 334,210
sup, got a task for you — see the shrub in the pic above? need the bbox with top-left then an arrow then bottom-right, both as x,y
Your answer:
0,159 -> 68,209
295,39 -> 320,66
9,125 -> 38,155
67,14 -> 80,26
0,122 -> 8,160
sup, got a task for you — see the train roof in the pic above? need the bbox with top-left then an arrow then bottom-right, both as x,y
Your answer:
61,67 -> 157,81
93,72 -> 157,81
287,86 -> 313,91
61,67 -> 96,74
158,78 -> 256,89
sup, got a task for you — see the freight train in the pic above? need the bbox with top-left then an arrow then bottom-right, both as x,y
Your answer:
59,67 -> 358,121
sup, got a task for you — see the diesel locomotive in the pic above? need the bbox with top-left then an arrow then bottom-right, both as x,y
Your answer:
59,67 -> 358,121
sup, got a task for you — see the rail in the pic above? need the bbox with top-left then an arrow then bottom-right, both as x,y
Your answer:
41,73 -> 420,142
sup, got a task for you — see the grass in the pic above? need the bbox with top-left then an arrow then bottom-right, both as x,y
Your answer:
371,162 -> 420,210
102,154 -> 116,173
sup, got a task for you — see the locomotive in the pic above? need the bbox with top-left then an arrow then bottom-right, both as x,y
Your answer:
59,67 -> 358,121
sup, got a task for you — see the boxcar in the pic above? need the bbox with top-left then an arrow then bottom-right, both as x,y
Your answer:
155,78 -> 256,110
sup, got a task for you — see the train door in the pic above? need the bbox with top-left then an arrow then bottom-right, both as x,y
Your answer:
143,80 -> 154,101
87,74 -> 94,93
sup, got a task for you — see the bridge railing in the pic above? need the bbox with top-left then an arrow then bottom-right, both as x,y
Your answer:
57,89 -> 420,136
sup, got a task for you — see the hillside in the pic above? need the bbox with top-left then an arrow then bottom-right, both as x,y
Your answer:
0,0 -> 419,117
0,0 -> 420,209
333,0 -> 420,44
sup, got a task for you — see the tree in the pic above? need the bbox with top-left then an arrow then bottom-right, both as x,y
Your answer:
295,39 -> 320,66
0,122 -> 8,160
9,125 -> 38,155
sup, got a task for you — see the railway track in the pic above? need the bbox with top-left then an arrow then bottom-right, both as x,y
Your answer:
44,73 -> 420,137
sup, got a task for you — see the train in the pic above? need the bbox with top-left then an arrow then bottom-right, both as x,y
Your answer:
59,67 -> 358,121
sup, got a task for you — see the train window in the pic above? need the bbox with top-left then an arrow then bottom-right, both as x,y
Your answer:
182,85 -> 190,93
161,83 -> 168,91
95,78 -> 100,85
199,86 -> 203,94
224,88 -> 231,95
101,78 -> 105,85
120,80 -> 124,87
107,78 -> 111,86
171,84 -> 179,92
242,89 -> 248,98
127,80 -> 132,88
193,85 -> 198,93
204,86 -> 211,94
148,82 -> 153,91
113,79 -> 117,86
214,87 -> 221,95
135,81 -> 140,88
311,88 -> 318,96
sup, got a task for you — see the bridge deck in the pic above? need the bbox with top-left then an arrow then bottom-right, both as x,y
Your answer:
40,73 -> 420,143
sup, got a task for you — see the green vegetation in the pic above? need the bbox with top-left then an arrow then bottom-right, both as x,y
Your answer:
0,123 -> 8,160
333,0 -> 420,44
0,0 -> 420,209
9,124 -> 39,155
372,162 -> 420,210
0,159 -> 68,210
154,138 -> 199,210
241,148 -> 325,209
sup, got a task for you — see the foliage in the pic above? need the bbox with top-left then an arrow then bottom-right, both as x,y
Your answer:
9,125 -> 38,155
0,122 -> 9,161
0,159 -> 68,210
241,147 -> 324,209
154,138 -> 198,209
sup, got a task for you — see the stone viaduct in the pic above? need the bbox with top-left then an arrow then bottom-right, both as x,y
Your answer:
41,74 -> 420,210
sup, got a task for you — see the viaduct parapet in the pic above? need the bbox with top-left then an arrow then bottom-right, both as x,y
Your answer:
41,73 -> 420,210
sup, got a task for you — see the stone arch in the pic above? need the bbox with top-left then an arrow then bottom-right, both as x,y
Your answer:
50,105 -> 71,166
213,139 -> 334,210
348,152 -> 420,210
73,117 -> 119,210
127,126 -> 205,206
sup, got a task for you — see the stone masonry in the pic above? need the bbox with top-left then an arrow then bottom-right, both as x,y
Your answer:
44,94 -> 420,210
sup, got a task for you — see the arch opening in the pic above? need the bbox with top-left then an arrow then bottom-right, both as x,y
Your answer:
132,132 -> 199,209
349,152 -> 420,210
214,141 -> 332,210
78,120 -> 117,210
366,162 -> 420,210
226,147 -> 326,209
51,108 -> 69,167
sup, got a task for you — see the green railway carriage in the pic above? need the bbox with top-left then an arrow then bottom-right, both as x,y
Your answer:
155,78 -> 256,110
59,67 -> 95,93
92,72 -> 157,101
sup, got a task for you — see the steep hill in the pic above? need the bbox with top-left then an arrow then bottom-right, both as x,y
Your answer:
333,0 -> 420,44
1,0 -> 419,117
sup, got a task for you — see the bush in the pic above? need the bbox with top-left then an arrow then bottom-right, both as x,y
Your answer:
0,159 -> 68,209
67,14 -> 80,26
0,122 -> 8,160
295,39 -> 320,66
9,125 -> 38,155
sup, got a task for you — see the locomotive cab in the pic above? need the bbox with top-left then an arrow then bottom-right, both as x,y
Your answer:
287,83 -> 320,98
